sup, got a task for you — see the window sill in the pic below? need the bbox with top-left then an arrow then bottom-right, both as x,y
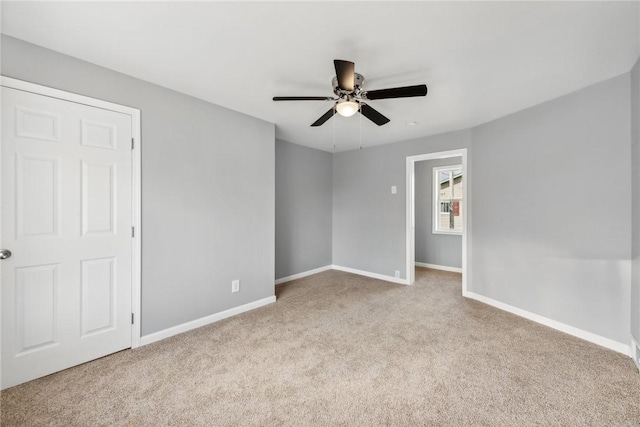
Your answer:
432,230 -> 462,236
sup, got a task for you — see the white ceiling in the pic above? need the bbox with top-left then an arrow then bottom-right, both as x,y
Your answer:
2,1 -> 639,152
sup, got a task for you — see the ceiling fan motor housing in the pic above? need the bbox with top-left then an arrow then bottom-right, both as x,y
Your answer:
332,73 -> 365,98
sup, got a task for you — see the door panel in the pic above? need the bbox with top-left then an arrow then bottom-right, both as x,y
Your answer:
17,155 -> 60,238
16,263 -> 59,354
82,161 -> 116,235
81,257 -> 116,336
1,87 -> 133,389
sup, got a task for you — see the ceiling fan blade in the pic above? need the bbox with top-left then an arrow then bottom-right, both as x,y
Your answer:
334,59 -> 355,91
359,104 -> 390,126
273,96 -> 336,101
364,84 -> 427,100
310,107 -> 336,127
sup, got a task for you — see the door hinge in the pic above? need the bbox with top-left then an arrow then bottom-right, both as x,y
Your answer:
131,226 -> 135,238
131,313 -> 134,324
131,138 -> 134,150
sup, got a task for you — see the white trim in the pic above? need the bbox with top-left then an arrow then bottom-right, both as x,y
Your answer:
331,265 -> 410,285
406,148 -> 468,294
140,296 -> 276,346
1,76 -> 143,348
130,106 -> 142,348
275,265 -> 332,285
0,77 -> 139,114
432,230 -> 463,236
415,262 -> 462,273
464,291 -> 630,355
631,338 -> 640,372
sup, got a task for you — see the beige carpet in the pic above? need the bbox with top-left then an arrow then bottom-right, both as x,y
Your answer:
1,268 -> 639,426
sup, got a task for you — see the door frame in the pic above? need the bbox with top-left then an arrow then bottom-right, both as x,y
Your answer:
405,148 -> 469,293
0,76 -> 142,348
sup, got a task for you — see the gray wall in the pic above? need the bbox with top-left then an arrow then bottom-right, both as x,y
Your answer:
333,73 -> 632,345
275,139 -> 332,279
472,73 -> 631,344
332,130 -> 472,278
415,158 -> 462,268
1,35 -> 276,336
632,57 -> 640,345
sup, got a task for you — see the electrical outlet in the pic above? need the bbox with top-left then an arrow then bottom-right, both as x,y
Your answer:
232,279 -> 240,293
394,270 -> 400,278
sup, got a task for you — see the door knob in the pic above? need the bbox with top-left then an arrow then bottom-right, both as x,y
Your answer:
0,249 -> 12,259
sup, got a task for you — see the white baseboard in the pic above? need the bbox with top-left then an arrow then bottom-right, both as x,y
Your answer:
331,264 -> 409,285
140,296 -> 276,346
463,291 -> 629,355
415,262 -> 462,273
632,338 -> 640,372
275,265 -> 332,285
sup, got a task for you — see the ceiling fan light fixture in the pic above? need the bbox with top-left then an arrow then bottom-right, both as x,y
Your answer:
336,100 -> 359,117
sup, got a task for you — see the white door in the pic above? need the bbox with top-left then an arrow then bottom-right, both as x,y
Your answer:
1,86 -> 133,389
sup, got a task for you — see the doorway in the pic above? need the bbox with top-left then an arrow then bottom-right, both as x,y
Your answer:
405,149 -> 468,291
0,77 -> 142,389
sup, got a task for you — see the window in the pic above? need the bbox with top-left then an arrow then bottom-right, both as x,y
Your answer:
433,165 -> 463,234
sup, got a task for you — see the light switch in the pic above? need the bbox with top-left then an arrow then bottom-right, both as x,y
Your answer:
391,186 -> 397,194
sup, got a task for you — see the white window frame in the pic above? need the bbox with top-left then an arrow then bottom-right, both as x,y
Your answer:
433,165 -> 463,235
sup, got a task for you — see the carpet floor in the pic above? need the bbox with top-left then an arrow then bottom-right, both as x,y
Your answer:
1,268 -> 639,426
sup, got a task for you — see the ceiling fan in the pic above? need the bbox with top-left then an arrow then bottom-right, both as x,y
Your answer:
272,59 -> 428,127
